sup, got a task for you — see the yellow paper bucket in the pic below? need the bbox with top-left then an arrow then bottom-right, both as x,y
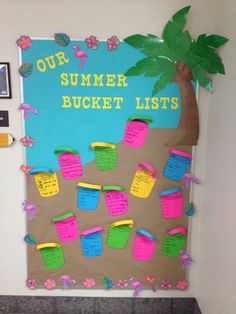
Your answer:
130,162 -> 157,198
29,167 -> 59,197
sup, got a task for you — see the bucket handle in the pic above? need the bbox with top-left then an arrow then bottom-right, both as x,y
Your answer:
166,227 -> 187,235
137,162 -> 157,179
111,219 -> 134,228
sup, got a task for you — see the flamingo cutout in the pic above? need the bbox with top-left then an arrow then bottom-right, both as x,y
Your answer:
73,45 -> 88,68
22,200 -> 38,220
19,103 -> 38,120
130,277 -> 143,297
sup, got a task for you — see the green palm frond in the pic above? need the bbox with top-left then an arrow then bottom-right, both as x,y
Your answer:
193,34 -> 228,75
123,6 -> 228,95
185,41 -> 202,67
152,66 -> 175,96
162,6 -> 191,39
125,57 -> 163,77
191,64 -> 213,92
124,34 -> 174,61
141,41 -> 174,61
150,59 -> 176,95
162,6 -> 191,60
205,34 -> 228,48
200,53 -> 225,74
124,34 -> 162,49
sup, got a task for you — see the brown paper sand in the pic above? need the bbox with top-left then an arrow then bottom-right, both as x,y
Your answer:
27,128 -> 191,289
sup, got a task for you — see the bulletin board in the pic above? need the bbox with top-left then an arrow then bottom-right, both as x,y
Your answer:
20,37 -> 192,291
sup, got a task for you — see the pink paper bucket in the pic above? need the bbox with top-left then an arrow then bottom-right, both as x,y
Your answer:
54,146 -> 82,180
132,229 -> 156,260
160,187 -> 183,219
123,115 -> 153,148
52,212 -> 78,242
103,185 -> 128,216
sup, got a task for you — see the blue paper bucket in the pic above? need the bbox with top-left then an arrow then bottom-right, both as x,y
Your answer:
80,226 -> 103,257
77,182 -> 102,210
164,149 -> 192,181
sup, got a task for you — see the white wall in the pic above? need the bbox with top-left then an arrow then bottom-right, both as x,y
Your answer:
197,0 -> 236,313
0,0 -> 214,297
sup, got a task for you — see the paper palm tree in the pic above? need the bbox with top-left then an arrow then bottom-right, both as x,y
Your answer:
124,6 -> 228,146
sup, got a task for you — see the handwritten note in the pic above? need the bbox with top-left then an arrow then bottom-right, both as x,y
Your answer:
40,246 -> 65,269
123,120 -> 148,148
106,221 -> 133,249
160,188 -> 183,219
162,234 -> 186,257
77,184 -> 101,210
95,147 -> 117,171
81,232 -> 103,257
164,150 -> 192,181
130,170 -> 156,198
34,172 -> 59,197
54,216 -> 78,242
58,152 -> 83,180
132,231 -> 156,260
105,190 -> 128,216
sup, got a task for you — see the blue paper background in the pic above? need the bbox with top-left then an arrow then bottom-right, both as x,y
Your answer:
21,39 -> 189,169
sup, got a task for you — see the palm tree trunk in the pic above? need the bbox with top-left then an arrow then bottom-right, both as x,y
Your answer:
166,61 -> 199,146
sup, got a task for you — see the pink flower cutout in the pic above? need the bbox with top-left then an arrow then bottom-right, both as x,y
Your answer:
20,135 -> 34,147
26,278 -> 37,289
44,279 -> 56,290
160,280 -> 171,290
17,35 -> 32,50
117,279 -> 128,288
176,279 -> 189,291
85,36 -> 100,50
83,278 -> 95,288
107,36 -> 120,51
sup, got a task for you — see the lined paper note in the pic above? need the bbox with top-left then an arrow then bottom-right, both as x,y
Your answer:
162,234 -> 186,257
94,147 -> 117,171
54,216 -> 78,242
130,170 -> 156,198
132,233 -> 156,261
34,172 -> 59,197
105,190 -> 128,216
77,187 -> 101,210
123,120 -> 148,147
40,246 -> 64,269
58,152 -> 83,180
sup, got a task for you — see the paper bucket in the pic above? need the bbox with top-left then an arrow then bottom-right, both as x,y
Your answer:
106,220 -> 134,249
160,187 -> 183,219
164,149 -> 192,181
123,115 -> 153,148
52,212 -> 78,242
90,142 -> 117,171
132,229 -> 157,260
103,185 -> 128,216
54,146 -> 82,180
77,182 -> 102,210
80,226 -> 103,257
29,167 -> 59,197
36,243 -> 64,269
162,227 -> 187,257
130,162 -> 157,198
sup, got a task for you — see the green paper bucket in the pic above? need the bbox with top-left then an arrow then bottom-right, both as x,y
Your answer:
90,142 -> 117,171
162,227 -> 187,257
36,242 -> 65,269
106,220 -> 134,249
